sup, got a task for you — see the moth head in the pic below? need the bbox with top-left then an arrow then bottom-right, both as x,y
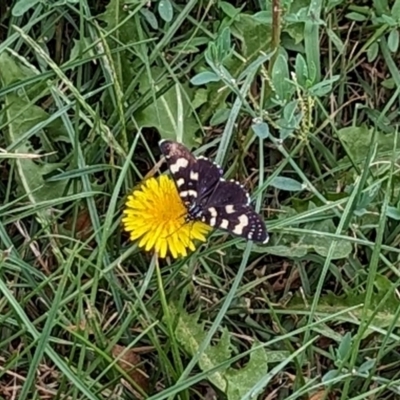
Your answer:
159,139 -> 192,160
159,139 -> 174,155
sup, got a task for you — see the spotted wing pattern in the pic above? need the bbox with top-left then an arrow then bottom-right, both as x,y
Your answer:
200,204 -> 268,242
191,157 -> 223,204
159,140 -> 198,205
159,141 -> 223,205
159,139 -> 269,244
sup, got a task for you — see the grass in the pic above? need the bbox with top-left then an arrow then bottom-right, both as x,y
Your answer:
1,0 -> 400,399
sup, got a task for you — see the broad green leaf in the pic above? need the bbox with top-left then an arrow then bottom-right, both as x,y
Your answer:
271,54 -> 293,102
326,27 -> 344,53
283,1 -> 309,44
337,332 -> 352,361
285,4 -> 309,22
327,0 -> 346,11
367,42 -> 379,62
374,0 -> 390,16
99,0 -> 140,46
322,369 -> 340,382
170,36 -> 210,54
210,108 -> 231,126
270,176 -> 305,191
141,8 -> 158,29
278,101 -> 303,139
253,10 -> 272,24
386,206 -> 400,220
215,27 -> 233,64
338,125 -> 400,164
192,88 -> 208,110
363,108 -> 394,134
374,274 -> 394,292
172,305 -> 284,398
251,120 -> 269,139
308,75 -> 340,97
0,53 -> 67,219
158,0 -> 173,22
264,244 -> 308,258
346,12 -> 367,21
388,29 -> 399,52
289,282 -> 400,338
283,100 -> 299,121
358,359 -> 376,374
355,182 -> 381,212
190,71 -> 221,85
240,203 -> 351,259
285,23 -> 305,44
12,0 -> 40,16
219,1 -> 241,19
302,218 -> 353,259
135,67 -> 198,148
381,77 -> 394,89
236,243 -> 309,258
295,54 -> 308,87
338,124 -> 369,160
69,37 -> 96,65
308,60 -> 317,85
381,14 -> 397,26
392,0 -> 400,19
231,14 -> 272,59
279,126 -> 294,140
205,29 -> 233,68
173,307 -> 232,391
0,50 -> 46,99
225,342 -> 269,400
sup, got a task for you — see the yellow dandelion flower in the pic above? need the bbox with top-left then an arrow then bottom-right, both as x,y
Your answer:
122,175 -> 211,259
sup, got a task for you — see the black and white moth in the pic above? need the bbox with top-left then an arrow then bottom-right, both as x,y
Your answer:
159,139 -> 269,244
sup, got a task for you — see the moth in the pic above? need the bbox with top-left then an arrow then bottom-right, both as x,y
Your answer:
159,139 -> 269,243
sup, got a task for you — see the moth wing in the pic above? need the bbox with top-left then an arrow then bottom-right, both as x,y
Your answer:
192,157 -> 223,204
201,204 -> 269,243
159,140 -> 198,203
206,179 -> 250,207
159,140 -> 224,205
